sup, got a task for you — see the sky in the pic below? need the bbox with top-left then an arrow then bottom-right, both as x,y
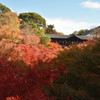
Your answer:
0,0 -> 100,35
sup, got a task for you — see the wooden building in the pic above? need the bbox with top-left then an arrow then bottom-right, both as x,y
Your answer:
45,34 -> 91,47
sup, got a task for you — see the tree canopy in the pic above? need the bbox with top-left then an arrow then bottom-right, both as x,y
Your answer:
45,24 -> 64,35
19,12 -> 50,45
0,12 -> 22,43
0,3 -> 11,13
72,29 -> 88,35
19,12 -> 46,29
77,29 -> 88,35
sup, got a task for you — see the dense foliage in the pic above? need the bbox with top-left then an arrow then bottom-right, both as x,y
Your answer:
0,40 -> 62,100
0,37 -> 99,100
0,3 -> 100,100
77,29 -> 88,35
19,12 -> 50,45
0,58 -> 63,100
46,38 -> 100,100
0,12 -> 22,43
19,12 -> 46,29
0,3 -> 11,13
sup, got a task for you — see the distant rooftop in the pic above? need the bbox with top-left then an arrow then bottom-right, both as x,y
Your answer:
45,34 -> 71,39
45,34 -> 100,40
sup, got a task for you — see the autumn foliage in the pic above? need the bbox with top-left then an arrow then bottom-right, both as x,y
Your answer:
47,38 -> 100,100
0,38 -> 63,100
0,8 -> 100,100
0,38 -> 99,100
0,11 -> 64,100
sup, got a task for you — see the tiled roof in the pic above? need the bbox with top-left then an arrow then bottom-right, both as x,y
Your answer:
76,36 -> 92,40
45,34 -> 71,39
45,34 -> 100,40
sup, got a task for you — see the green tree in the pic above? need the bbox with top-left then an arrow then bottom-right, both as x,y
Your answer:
19,12 -> 50,45
77,29 -> 88,35
19,12 -> 46,29
45,24 -> 64,35
47,24 -> 54,30
0,3 -> 11,13
45,24 -> 56,34
40,36 -> 50,46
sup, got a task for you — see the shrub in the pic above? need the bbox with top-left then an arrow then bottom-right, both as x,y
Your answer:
46,38 -> 100,100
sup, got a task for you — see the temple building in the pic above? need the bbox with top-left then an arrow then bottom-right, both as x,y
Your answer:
45,34 -> 99,47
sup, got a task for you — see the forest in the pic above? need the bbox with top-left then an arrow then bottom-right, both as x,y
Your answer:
0,3 -> 100,100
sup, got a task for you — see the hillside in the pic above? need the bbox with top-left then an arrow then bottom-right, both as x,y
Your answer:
83,26 -> 100,36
